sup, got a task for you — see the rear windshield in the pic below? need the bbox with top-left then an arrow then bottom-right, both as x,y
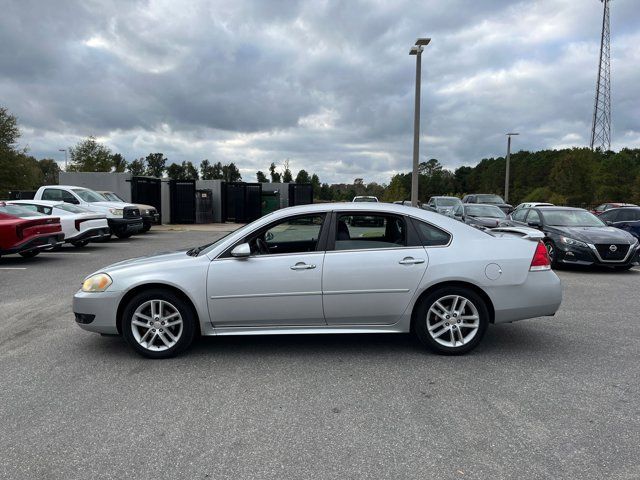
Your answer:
437,198 -> 461,206
0,205 -> 44,217
542,210 -> 604,227
477,194 -> 505,204
353,197 -> 377,202
466,205 -> 506,218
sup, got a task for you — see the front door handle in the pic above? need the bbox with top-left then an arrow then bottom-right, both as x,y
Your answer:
399,257 -> 425,265
290,262 -> 316,270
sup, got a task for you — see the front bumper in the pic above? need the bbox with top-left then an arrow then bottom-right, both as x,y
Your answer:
556,242 -> 640,267
107,217 -> 144,234
73,290 -> 123,335
488,269 -> 563,324
141,212 -> 161,227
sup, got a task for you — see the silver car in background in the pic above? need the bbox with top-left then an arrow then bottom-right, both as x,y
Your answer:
74,203 -> 562,358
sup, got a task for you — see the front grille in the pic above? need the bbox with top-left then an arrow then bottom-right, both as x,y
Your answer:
594,244 -> 630,261
124,207 -> 140,218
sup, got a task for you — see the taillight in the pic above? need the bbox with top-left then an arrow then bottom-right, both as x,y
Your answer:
530,241 -> 551,271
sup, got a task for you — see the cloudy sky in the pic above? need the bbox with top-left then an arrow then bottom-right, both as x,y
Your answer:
1,0 -> 639,184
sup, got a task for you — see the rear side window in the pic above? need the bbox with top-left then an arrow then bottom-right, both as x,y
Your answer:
413,220 -> 451,246
598,210 -> 618,222
334,213 -> 406,251
41,189 -> 62,201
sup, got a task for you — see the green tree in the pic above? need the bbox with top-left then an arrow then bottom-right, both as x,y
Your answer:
183,161 -> 199,179
127,158 -> 146,176
549,149 -> 596,205
200,159 -> 215,180
145,153 -> 167,177
256,170 -> 268,182
222,163 -> 242,182
319,183 -> 333,201
111,153 -> 127,173
166,162 -> 186,180
67,136 -> 113,172
0,106 -> 20,154
282,159 -> 293,182
295,169 -> 310,183
38,159 -> 60,185
382,174 -> 409,202
310,173 -> 321,198
269,162 -> 281,182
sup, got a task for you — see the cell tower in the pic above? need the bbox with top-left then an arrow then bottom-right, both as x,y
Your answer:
590,0 -> 611,151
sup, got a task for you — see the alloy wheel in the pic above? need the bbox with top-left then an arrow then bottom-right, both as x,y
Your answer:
131,299 -> 183,352
425,295 -> 480,348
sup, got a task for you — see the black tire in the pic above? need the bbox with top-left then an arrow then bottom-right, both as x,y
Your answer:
71,240 -> 89,247
141,224 -> 151,233
544,240 -> 560,269
114,231 -> 132,239
414,286 -> 489,355
19,250 -> 40,258
613,265 -> 633,271
121,289 -> 197,359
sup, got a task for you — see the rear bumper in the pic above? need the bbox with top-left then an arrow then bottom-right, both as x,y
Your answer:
1,233 -> 65,255
107,217 -> 144,234
487,270 -> 563,324
66,227 -> 112,243
73,290 -> 122,335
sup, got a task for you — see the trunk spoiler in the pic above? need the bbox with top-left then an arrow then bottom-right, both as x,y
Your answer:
490,226 -> 545,241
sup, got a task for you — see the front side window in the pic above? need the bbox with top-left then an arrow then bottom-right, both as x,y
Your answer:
72,189 -> 106,203
511,208 -> 528,222
598,210 -> 618,223
526,210 -> 541,224
334,213 -> 406,251
414,220 -> 451,246
617,209 -> 640,222
247,214 -> 325,256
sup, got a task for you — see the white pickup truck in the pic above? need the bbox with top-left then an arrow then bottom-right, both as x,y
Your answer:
34,186 -> 144,239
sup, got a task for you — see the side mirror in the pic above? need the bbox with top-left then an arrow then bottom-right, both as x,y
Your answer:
230,243 -> 251,258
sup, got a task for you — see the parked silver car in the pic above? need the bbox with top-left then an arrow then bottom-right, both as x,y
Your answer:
74,203 -> 562,358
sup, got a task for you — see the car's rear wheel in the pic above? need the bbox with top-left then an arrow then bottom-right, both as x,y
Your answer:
114,231 -> 132,239
414,287 -> 489,355
19,250 -> 40,258
122,289 -> 197,359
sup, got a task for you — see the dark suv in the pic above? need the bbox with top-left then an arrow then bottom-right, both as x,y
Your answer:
598,207 -> 640,240
462,194 -> 512,214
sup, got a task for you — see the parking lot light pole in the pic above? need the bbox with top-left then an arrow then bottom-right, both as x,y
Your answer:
410,38 -> 431,207
504,133 -> 519,203
59,149 -> 67,170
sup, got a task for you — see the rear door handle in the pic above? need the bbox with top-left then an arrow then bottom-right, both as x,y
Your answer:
399,257 -> 425,265
290,262 -> 316,270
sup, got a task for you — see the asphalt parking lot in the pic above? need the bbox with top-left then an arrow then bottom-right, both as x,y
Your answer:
1,230 -> 638,480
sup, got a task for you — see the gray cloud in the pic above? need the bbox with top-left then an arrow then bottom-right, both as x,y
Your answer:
1,0 -> 639,183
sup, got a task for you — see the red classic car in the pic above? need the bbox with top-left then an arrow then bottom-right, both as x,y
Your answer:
0,202 -> 65,258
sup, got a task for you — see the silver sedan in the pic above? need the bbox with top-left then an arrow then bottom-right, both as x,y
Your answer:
74,203 -> 562,358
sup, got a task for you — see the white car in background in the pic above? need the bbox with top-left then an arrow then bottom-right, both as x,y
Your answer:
352,196 -> 378,202
33,186 -> 144,239
8,200 -> 111,247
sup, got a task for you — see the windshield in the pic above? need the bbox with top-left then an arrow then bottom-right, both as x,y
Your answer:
101,192 -> 125,202
466,205 -> 506,218
353,197 -> 377,202
477,194 -> 505,204
72,188 -> 108,203
56,203 -> 91,214
542,210 -> 605,227
0,204 -> 44,217
437,198 -> 461,207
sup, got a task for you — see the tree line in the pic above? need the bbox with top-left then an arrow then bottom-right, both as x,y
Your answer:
2,105 -> 639,205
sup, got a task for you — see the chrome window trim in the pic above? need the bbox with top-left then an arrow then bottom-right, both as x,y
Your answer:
213,251 -> 326,262
325,245 -> 423,254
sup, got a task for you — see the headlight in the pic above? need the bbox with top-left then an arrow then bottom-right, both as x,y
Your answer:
82,273 -> 112,292
560,236 -> 588,248
108,208 -> 124,216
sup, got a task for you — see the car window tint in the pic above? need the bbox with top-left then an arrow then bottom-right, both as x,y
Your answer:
511,208 -> 528,222
335,213 -> 406,251
250,214 -> 325,255
42,188 -> 62,201
598,210 -> 617,222
414,220 -> 451,247
526,210 -> 541,224
617,209 -> 638,222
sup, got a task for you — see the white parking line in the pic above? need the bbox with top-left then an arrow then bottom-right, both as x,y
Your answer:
0,267 -> 27,270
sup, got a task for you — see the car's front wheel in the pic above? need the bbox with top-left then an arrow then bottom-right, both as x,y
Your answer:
114,231 -> 132,239
122,289 -> 197,359
414,287 -> 489,355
